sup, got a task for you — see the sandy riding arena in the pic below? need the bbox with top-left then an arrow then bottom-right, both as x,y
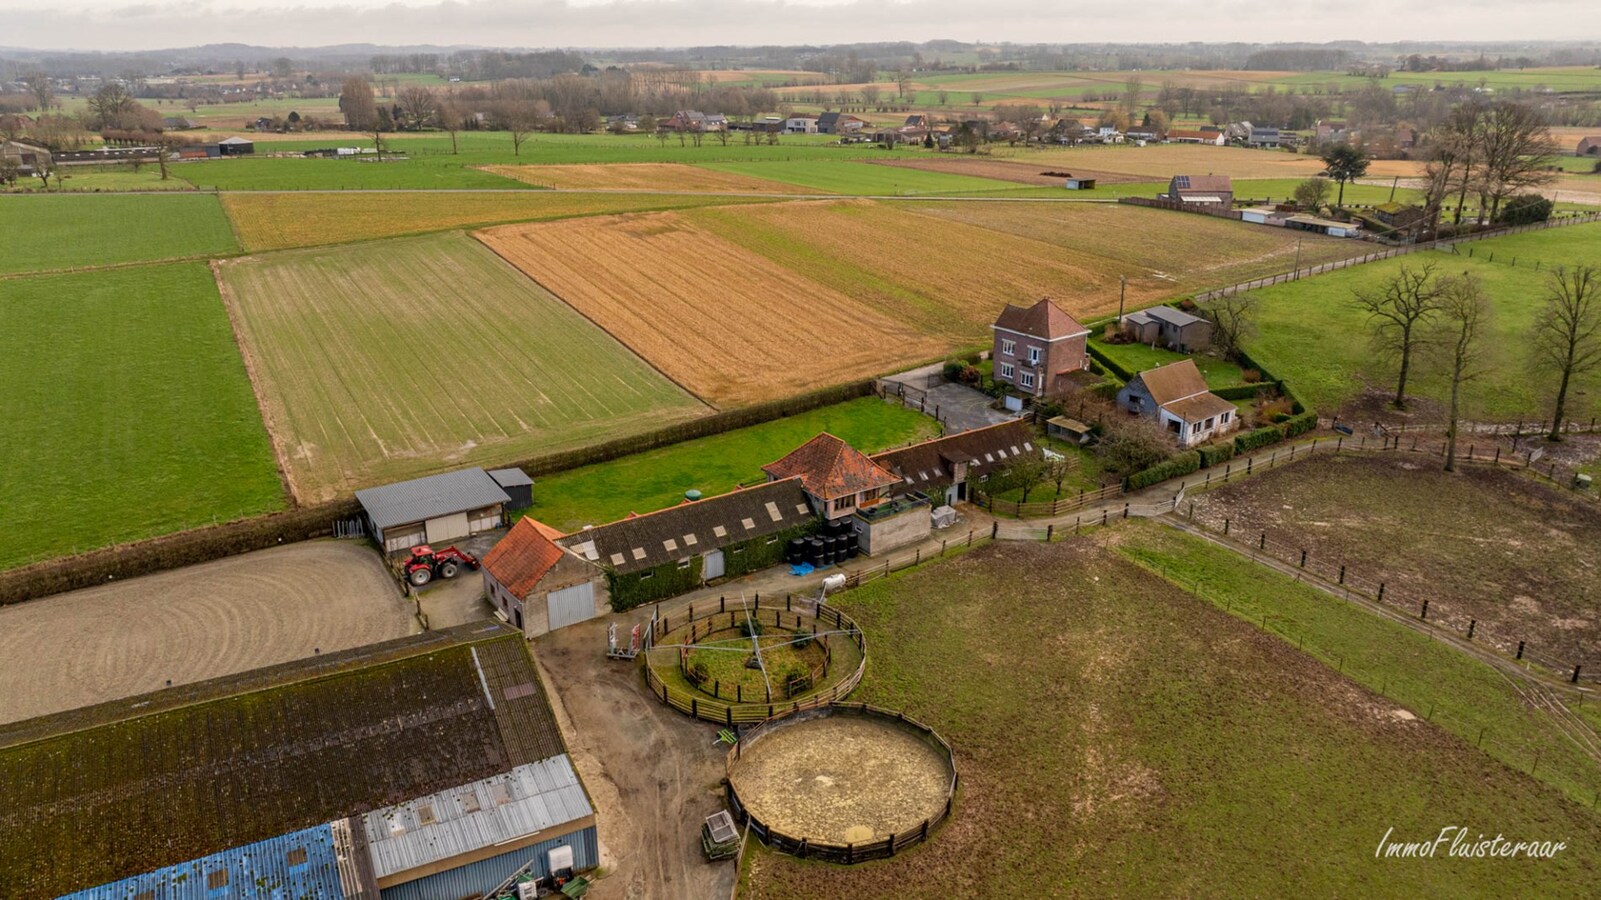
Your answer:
728,708 -> 955,845
0,541 -> 415,724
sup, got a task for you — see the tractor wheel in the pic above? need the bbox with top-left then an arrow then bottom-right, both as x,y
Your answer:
408,566 -> 433,587
440,561 -> 460,579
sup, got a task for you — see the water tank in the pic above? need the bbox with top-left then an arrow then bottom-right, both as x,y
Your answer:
685,489 -> 702,502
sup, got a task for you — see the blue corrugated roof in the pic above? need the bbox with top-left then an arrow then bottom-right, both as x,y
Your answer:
63,826 -> 347,900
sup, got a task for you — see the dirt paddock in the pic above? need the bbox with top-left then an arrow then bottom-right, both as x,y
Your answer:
0,540 -> 415,724
729,713 -> 954,844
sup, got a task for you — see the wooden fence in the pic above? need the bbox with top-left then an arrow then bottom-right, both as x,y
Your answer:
725,703 -> 958,864
671,608 -> 836,704
973,483 -> 1124,519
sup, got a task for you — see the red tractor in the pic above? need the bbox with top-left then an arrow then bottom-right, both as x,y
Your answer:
403,544 -> 480,587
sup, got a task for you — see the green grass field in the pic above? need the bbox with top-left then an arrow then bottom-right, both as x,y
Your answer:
742,534 -> 1601,896
2,165 -> 198,193
0,263 -> 285,570
218,231 -> 708,503
1452,221 -> 1601,270
521,397 -> 937,532
1088,336 -> 1250,388
1243,245 -> 1601,421
0,194 -> 238,275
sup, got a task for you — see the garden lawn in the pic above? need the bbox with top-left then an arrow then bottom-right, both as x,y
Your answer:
0,193 -> 238,275
1088,336 -> 1249,388
521,398 -> 937,532
1121,520 -> 1601,808
1243,250 -> 1601,421
0,263 -> 284,570
742,537 -> 1601,897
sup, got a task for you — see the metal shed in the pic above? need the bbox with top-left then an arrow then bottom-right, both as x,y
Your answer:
356,468 -> 511,553
489,467 -> 535,510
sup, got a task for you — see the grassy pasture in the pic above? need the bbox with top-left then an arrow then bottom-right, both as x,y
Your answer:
1188,453 -> 1601,665
991,143 -> 1426,181
479,162 -> 827,193
521,397 -> 937,532
220,190 -> 778,252
0,193 -> 238,275
1,164 -> 197,193
0,263 -> 284,570
218,231 -> 707,502
178,155 -> 534,191
742,535 -> 1601,897
1243,247 -> 1601,420
1453,221 -> 1601,270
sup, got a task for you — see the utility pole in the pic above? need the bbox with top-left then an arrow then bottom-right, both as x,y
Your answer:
1117,275 -> 1126,322
1294,237 -> 1303,273
1389,175 -> 1399,203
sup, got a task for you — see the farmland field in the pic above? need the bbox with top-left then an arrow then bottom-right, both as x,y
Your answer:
742,535 -> 1601,896
991,143 -> 1426,181
0,193 -> 238,275
0,263 -> 285,570
522,397 -> 938,532
698,159 -> 1026,195
1243,248 -> 1601,420
475,208 -> 949,407
1188,453 -> 1601,664
217,231 -> 708,502
178,155 -> 536,190
479,162 -> 825,193
868,156 -> 1146,185
220,189 -> 779,252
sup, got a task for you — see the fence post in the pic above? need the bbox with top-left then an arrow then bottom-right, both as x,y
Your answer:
1045,524 -> 1054,542
1377,582 -> 1385,602
990,521 -> 998,539
1338,565 -> 1346,585
1420,599 -> 1428,620
1260,532 -> 1266,550
1123,503 -> 1130,519
1575,665 -> 1584,684
1468,619 -> 1475,640
1223,518 -> 1230,535
1517,640 -> 1525,660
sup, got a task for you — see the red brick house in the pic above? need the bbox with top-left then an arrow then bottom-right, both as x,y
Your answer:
481,517 -> 607,637
990,298 -> 1092,399
763,433 -> 903,522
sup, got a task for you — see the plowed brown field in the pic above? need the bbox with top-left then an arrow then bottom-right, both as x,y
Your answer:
476,211 -> 948,407
481,163 -> 827,194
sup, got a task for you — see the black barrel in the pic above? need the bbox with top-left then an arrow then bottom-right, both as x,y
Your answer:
845,539 -> 860,559
808,537 -> 825,565
788,537 -> 805,564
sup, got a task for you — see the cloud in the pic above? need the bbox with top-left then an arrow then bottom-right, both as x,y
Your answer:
0,0 -> 1590,53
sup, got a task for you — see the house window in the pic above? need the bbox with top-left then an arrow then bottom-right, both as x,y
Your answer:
765,536 -> 778,545
999,363 -> 1015,379
1027,346 -> 1041,364
207,870 -> 230,890
732,545 -> 745,554
677,559 -> 691,570
832,497 -> 852,512
1002,339 -> 1016,356
1020,371 -> 1035,388
1203,416 -> 1215,429
640,571 -> 655,580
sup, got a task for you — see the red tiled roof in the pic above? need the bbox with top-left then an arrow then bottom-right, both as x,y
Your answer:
482,517 -> 566,599
992,298 -> 1090,341
762,433 -> 902,500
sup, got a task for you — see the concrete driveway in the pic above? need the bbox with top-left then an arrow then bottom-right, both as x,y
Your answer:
922,382 -> 1018,433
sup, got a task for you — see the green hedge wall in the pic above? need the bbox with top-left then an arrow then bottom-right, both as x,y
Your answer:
724,522 -> 817,579
1282,409 -> 1320,439
1234,425 -> 1287,454
1197,442 -> 1236,468
607,556 -> 704,611
1212,382 -> 1280,402
1085,343 -> 1135,383
1125,451 -> 1201,491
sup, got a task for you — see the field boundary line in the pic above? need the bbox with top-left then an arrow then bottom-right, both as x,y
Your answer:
210,258 -> 302,507
0,253 -> 229,282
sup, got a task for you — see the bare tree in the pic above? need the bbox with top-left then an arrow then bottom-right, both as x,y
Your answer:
22,72 -> 53,111
971,92 -> 984,107
1121,75 -> 1143,125
896,68 -> 912,99
1292,176 -> 1331,211
1098,414 -> 1173,476
1532,266 -> 1601,441
1351,262 -> 1446,408
1434,273 -> 1490,471
395,85 -> 439,131
338,76 -> 377,130
0,155 -> 20,188
1474,100 -> 1558,224
1201,292 -> 1257,361
436,92 -> 463,154
862,84 -> 881,106
496,99 -> 537,156
937,90 -> 949,107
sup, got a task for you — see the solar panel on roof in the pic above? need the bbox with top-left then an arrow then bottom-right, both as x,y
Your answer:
1175,175 -> 1191,189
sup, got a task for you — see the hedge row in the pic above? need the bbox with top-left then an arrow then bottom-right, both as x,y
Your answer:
1197,442 -> 1236,468
1125,451 -> 1201,491
1,379 -> 879,606
1212,382 -> 1280,402
1282,409 -> 1320,439
1084,343 -> 1135,383
0,498 -> 363,606
1234,425 -> 1288,454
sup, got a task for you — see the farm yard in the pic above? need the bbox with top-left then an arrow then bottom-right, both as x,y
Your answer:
219,189 -> 778,251
0,541 -> 413,723
217,230 -> 708,502
0,194 -> 238,275
479,162 -> 826,193
523,397 -> 936,532
1186,454 -> 1601,664
740,535 -> 1601,897
1243,245 -> 1601,421
0,263 -> 285,570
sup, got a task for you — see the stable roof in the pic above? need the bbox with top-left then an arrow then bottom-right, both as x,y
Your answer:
872,421 -> 1038,495
763,433 -> 903,501
482,517 -> 567,599
356,468 -> 510,530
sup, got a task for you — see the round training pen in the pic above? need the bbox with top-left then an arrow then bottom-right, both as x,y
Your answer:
725,703 -> 958,863
642,594 -> 866,726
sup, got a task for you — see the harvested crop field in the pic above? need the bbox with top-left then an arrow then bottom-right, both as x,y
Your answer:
220,189 -> 775,252
1004,144 -> 1426,181
1189,454 -> 1601,664
218,231 -> 707,501
868,156 -> 1144,186
479,162 -> 824,193
0,541 -> 413,724
741,538 -> 1601,897
476,210 -> 947,407
729,712 -> 953,844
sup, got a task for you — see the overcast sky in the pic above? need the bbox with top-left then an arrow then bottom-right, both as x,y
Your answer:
0,0 -> 1592,54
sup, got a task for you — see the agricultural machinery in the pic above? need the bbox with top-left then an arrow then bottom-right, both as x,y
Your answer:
403,544 -> 480,587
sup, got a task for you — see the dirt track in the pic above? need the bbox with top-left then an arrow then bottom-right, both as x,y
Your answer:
532,614 -> 736,900
0,540 -> 415,724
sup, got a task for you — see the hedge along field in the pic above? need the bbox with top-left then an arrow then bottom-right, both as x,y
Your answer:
475,209 -> 950,408
0,194 -> 238,275
523,397 -> 938,532
0,263 -> 285,570
905,200 -> 1370,300
217,231 -> 708,503
742,537 -> 1601,897
1244,248 -> 1601,422
220,190 -> 779,252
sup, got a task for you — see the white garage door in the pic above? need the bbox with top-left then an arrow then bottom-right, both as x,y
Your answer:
547,582 -> 598,632
702,549 -> 725,580
383,524 -> 428,554
425,512 -> 470,545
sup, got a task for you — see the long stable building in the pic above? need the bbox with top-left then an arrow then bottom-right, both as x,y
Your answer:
6,625 -> 596,900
